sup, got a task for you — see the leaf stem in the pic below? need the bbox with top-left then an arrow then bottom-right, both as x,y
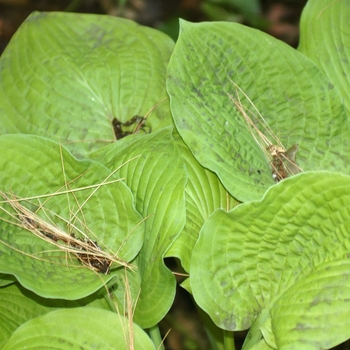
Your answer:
223,330 -> 236,350
148,325 -> 165,350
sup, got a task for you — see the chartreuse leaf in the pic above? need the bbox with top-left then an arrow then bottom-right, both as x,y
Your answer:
92,127 -> 187,328
167,20 -> 350,202
0,274 -> 15,287
0,282 -> 110,348
268,259 -> 350,349
0,134 -> 144,300
298,0 -> 350,114
0,11 -> 174,158
166,134 -> 238,273
249,341 -> 273,350
244,310 -> 274,350
3,307 -> 155,350
0,283 -> 55,348
191,171 -> 350,349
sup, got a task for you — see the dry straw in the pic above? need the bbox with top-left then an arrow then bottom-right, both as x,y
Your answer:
0,148 -> 149,349
0,154 -> 142,274
227,79 -> 303,181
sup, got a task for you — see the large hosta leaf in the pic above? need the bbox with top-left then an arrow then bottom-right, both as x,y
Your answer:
0,283 -> 55,347
3,308 -> 155,350
0,12 -> 174,158
0,135 -> 144,300
190,171 -> 350,346
268,259 -> 350,349
92,127 -> 187,328
0,282 -> 109,347
299,0 -> 350,114
167,20 -> 350,202
166,135 -> 238,273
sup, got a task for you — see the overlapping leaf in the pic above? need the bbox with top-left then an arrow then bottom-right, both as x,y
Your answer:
92,127 -> 187,328
0,12 -> 174,158
191,171 -> 350,345
167,20 -> 350,202
3,307 -> 155,350
166,135 -> 238,272
268,259 -> 350,349
0,283 -> 55,348
0,135 -> 144,300
299,0 -> 350,114
0,282 -> 110,348
0,274 -> 15,287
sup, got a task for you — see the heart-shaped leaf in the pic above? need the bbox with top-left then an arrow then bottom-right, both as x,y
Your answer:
166,135 -> 238,272
0,135 -> 144,300
0,12 -> 174,158
268,259 -> 350,349
299,0 -> 350,114
191,171 -> 350,340
167,20 -> 350,202
0,282 -> 110,348
3,307 -> 155,350
92,127 -> 187,328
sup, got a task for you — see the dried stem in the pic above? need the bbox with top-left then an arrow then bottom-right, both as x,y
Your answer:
0,154 -> 142,274
227,79 -> 302,181
0,191 -> 133,273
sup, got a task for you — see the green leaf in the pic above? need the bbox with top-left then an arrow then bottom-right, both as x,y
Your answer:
268,259 -> 350,350
166,134 -> 238,272
298,0 -> 350,114
0,12 -> 174,158
243,310 -> 275,350
241,310 -> 268,349
190,171 -> 350,332
0,282 -> 110,348
249,340 -> 274,350
0,135 -> 144,300
0,274 -> 16,287
167,20 -> 350,202
3,307 -> 155,350
92,127 -> 187,328
0,283 -> 54,348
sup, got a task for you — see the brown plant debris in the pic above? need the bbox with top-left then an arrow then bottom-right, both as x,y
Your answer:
228,80 -> 302,182
0,191 -> 133,274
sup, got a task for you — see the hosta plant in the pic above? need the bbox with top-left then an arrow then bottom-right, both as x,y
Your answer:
0,0 -> 349,349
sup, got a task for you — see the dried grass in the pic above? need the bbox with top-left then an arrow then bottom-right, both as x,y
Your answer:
227,79 -> 303,181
